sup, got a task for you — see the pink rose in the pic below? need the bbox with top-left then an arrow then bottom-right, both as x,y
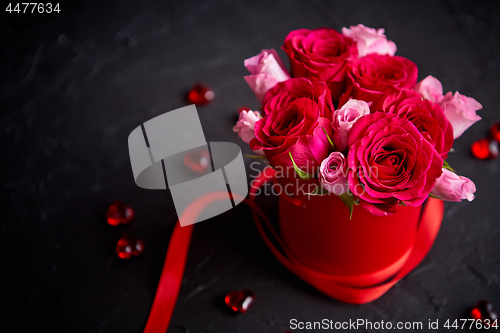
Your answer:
331,99 -> 370,152
343,54 -> 418,111
319,152 -> 349,195
414,76 -> 482,138
282,28 -> 358,101
342,24 -> 397,57
244,49 -> 291,103
430,168 -> 476,202
233,110 -> 261,143
415,75 -> 444,103
262,77 -> 334,119
382,90 -> 454,159
348,113 -> 443,216
439,91 -> 482,139
250,97 -> 332,172
233,110 -> 264,155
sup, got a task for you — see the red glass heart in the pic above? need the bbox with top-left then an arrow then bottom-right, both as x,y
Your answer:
490,122 -> 500,143
115,234 -> 144,259
187,83 -> 214,105
106,201 -> 134,226
471,138 -> 498,159
225,290 -> 255,313
183,150 -> 210,173
470,300 -> 498,322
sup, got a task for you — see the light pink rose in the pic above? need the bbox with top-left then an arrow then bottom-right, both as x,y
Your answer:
430,168 -> 476,202
331,99 -> 370,151
440,91 -> 482,139
342,24 -> 397,58
233,110 -> 264,155
415,75 -> 482,138
320,152 -> 349,195
244,49 -> 291,103
415,75 -> 444,103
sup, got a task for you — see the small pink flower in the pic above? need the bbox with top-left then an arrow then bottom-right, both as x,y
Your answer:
431,168 -> 476,202
415,75 -> 444,103
342,24 -> 397,57
244,49 -> 291,103
320,152 -> 349,195
331,99 -> 370,151
440,91 -> 482,139
233,110 -> 264,155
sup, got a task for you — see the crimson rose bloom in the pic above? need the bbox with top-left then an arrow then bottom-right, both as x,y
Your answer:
343,54 -> 418,111
282,28 -> 358,101
250,97 -> 332,172
262,77 -> 334,119
347,113 -> 443,216
383,90 -> 454,159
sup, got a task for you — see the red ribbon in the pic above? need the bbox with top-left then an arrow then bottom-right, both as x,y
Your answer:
143,166 -> 444,332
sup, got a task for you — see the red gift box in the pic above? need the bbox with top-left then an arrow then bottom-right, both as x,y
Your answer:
278,177 -> 421,285
249,170 -> 444,304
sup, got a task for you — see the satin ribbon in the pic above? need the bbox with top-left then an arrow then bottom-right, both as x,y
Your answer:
143,166 -> 444,332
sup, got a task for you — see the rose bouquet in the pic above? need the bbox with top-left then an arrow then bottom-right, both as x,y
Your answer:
235,25 -> 480,217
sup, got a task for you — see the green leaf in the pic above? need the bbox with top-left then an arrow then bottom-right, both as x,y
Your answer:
244,154 -> 268,160
289,152 -> 314,180
339,192 -> 355,219
443,160 -> 456,173
320,126 -> 335,149
305,185 -> 330,196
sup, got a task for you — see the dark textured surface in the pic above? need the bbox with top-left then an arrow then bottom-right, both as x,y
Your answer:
1,0 -> 499,332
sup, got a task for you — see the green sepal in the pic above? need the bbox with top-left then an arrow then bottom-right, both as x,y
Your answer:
289,152 -> 314,180
320,126 -> 335,149
244,154 -> 268,160
429,193 -> 443,199
339,192 -> 355,219
443,160 -> 456,173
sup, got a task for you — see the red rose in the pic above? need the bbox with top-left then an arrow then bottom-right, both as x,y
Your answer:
343,54 -> 418,110
382,90 -> 454,159
347,113 -> 443,216
262,77 -> 334,119
250,97 -> 332,172
282,28 -> 358,101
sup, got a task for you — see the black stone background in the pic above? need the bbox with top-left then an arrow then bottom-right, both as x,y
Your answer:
1,0 -> 499,332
